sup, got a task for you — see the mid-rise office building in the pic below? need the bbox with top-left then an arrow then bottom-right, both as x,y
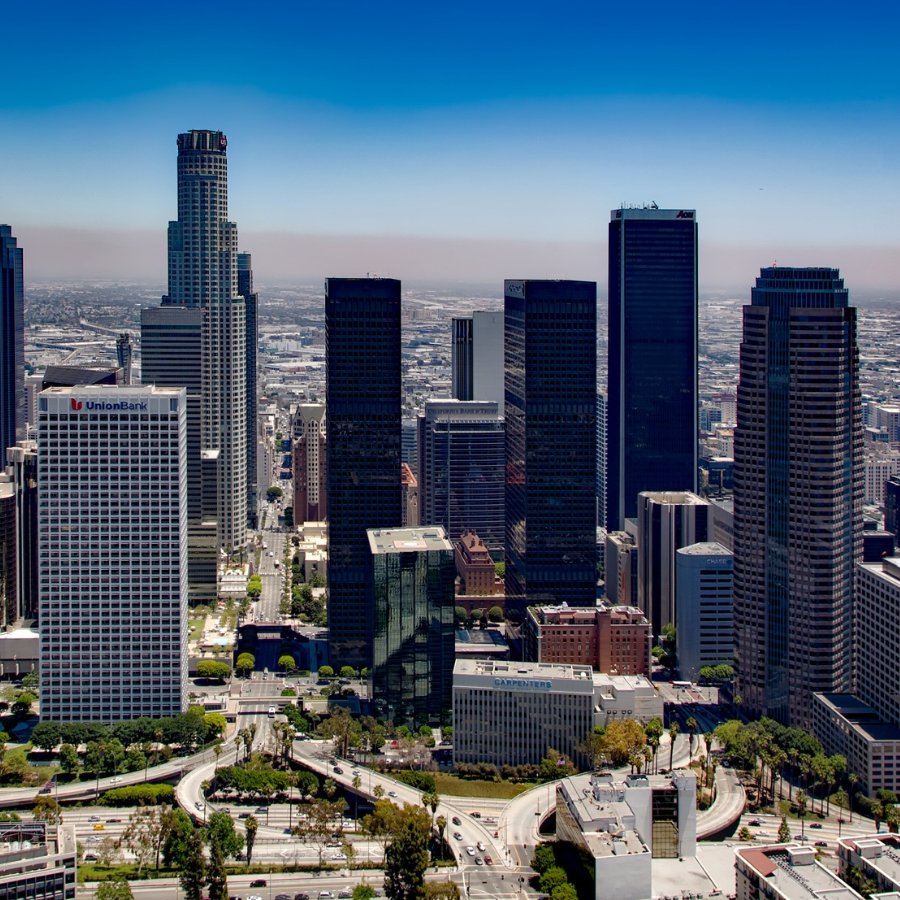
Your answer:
451,317 -> 474,400
292,403 -> 326,522
736,844 -> 861,900
605,529 -> 638,607
556,770 -> 697,900
597,392 -> 608,529
675,542 -> 733,683
41,365 -> 123,390
6,442 -> 37,622
454,530 -> 498,596
0,474 -> 15,628
526,603 -> 652,676
400,463 -> 419,527
504,280 -> 597,614
368,526 -> 455,726
607,208 -> 698,530
636,491 -> 709,638
838,833 -> 900,895
0,226 -> 25,464
0,822 -> 78,900
453,659 -> 661,767
116,333 -> 134,384
734,267 -> 862,729
401,418 -> 419,478
327,278 -> 402,668
38,386 -> 188,722
418,399 -> 505,554
865,451 -> 900,506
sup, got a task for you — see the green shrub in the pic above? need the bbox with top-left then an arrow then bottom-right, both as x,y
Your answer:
102,784 -> 175,806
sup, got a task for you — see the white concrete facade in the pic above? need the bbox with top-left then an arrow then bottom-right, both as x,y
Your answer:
38,386 -> 188,722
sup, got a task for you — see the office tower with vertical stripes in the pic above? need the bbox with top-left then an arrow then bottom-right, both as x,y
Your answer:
326,278 -> 402,669
733,267 -> 862,729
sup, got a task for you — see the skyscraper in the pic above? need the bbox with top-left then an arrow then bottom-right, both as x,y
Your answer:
326,278 -> 402,669
607,207 -> 698,530
418,399 -> 505,554
292,403 -> 327,522
0,226 -> 25,463
504,279 -> 597,615
38,386 -> 188,722
238,252 -> 259,527
367,526 -> 455,726
450,312 -> 505,413
733,267 -> 862,729
451,317 -> 474,401
159,129 -> 247,555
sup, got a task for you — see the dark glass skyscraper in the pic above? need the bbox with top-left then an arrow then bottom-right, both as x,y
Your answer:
607,208 -> 698,530
0,226 -> 25,461
238,252 -> 259,527
504,279 -> 597,616
733,267 -> 862,730
368,526 -> 455,727
326,278 -> 402,669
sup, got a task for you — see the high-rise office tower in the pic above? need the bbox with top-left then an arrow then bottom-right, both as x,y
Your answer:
0,472 -> 16,628
0,226 -> 25,463
367,526 -> 455,726
292,403 -> 327,522
160,129 -> 246,555
733,267 -> 862,729
597,392 -> 608,529
7,442 -> 37,622
417,400 -> 505,555
504,280 -> 597,615
238,252 -> 258,527
607,208 -> 698,530
451,312 -> 505,413
451,317 -> 474,401
326,278 -> 402,668
636,490 -> 709,639
115,334 -> 133,384
38,386 -> 188,722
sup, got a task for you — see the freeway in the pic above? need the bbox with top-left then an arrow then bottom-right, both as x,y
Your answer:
696,766 -> 745,838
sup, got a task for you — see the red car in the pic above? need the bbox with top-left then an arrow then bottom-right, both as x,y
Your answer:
484,855 -> 493,865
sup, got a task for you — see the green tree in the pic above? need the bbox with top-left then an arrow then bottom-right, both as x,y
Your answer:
245,814 -> 258,865
59,743 -> 80,775
531,842 -> 556,874
31,721 -> 62,751
267,486 -> 284,502
21,671 -> 39,690
778,816 -> 792,843
178,830 -> 207,900
384,805 -> 431,900
204,713 -> 227,738
353,885 -> 377,900
12,691 -> 36,718
206,811 -> 244,859
32,795 -> 61,824
123,806 -> 167,875
235,653 -> 255,677
668,723 -> 680,770
207,833 -> 229,900
318,665 -> 335,678
197,661 -> 231,681
424,884 -> 461,899
278,654 -> 296,672
552,886 -> 578,900
738,826 -> 752,841
487,606 -> 504,623
340,666 -> 359,678
162,808 -> 195,868
96,878 -> 134,900
494,561 -> 505,578
539,867 -> 569,895
454,606 -> 467,622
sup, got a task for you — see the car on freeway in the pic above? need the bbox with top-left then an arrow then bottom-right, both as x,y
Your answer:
294,894 -> 310,900
93,824 -> 105,831
469,811 -> 481,818
248,896 -> 262,900
331,851 -> 347,860
339,891 -> 353,898
111,776 -> 122,783
452,816 -> 461,826
815,840 -> 829,847
466,846 -> 476,856
86,836 -> 100,844
484,855 -> 493,865
810,822 -> 823,829
39,785 -> 51,794
255,807 -> 268,814
477,841 -> 485,852
334,766 -> 343,774
453,831 -> 463,840
89,816 -> 101,822
195,801 -> 205,811
318,893 -> 334,899
748,819 -> 761,826
388,791 -> 397,798
475,857 -> 484,865
106,818 -> 122,824
276,894 -> 292,900
250,880 -> 267,888
238,812 -> 250,819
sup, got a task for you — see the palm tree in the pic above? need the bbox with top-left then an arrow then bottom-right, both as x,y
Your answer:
668,723 -> 679,770
435,814 -> 447,858
685,717 -> 698,758
153,727 -> 164,767
849,773 -> 859,823
213,741 -> 223,776
373,784 -> 385,800
324,777 -> 337,799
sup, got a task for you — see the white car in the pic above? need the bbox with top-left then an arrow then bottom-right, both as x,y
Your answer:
476,841 -> 485,852
466,846 -> 476,856
331,851 -> 347,860
388,790 -> 397,798
195,801 -> 204,811
110,776 -> 122,784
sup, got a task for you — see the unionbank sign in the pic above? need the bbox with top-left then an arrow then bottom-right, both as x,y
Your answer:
70,398 -> 148,412
494,677 -> 552,691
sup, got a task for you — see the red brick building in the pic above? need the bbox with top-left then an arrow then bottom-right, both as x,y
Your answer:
525,603 -> 652,676
454,530 -> 501,596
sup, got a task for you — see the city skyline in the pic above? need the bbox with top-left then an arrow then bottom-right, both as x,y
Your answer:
0,1 -> 897,290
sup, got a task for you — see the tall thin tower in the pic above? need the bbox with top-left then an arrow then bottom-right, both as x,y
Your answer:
0,226 -> 25,460
163,130 -> 246,554
238,252 -> 258,527
733,267 -> 862,729
607,207 -> 698,530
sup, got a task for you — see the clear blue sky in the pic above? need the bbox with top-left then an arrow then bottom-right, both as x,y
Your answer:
2,0 -> 898,287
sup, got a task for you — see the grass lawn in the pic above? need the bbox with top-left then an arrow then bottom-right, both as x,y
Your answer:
432,772 -> 534,799
188,619 -> 205,640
